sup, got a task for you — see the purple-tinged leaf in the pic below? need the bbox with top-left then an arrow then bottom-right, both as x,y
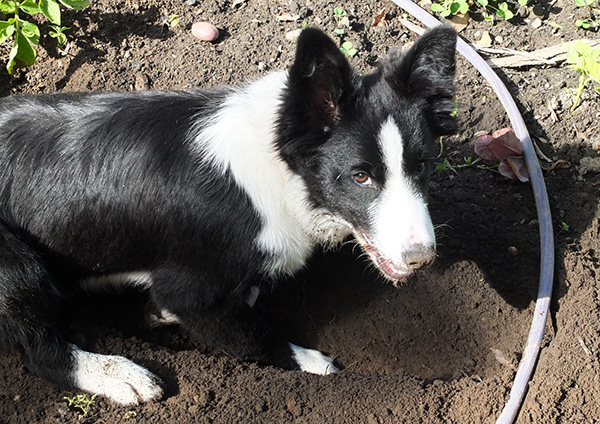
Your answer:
474,127 -> 529,182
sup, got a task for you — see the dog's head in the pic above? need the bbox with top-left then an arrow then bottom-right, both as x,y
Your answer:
277,26 -> 458,282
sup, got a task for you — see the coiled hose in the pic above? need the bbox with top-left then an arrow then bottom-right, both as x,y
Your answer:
387,1 -> 555,423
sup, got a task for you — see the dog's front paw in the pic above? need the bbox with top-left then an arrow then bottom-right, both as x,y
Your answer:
289,343 -> 339,375
71,347 -> 163,405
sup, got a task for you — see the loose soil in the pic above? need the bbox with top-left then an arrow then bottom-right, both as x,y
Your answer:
0,0 -> 599,423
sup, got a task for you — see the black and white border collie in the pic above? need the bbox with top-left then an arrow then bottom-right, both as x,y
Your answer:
0,26 -> 457,404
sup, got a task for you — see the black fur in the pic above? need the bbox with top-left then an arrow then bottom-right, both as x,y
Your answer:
0,26 -> 457,401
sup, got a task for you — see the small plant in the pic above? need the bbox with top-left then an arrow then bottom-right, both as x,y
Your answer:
64,393 -> 97,417
333,7 -> 347,35
573,0 -> 599,30
574,0 -> 596,6
0,0 -> 88,74
333,7 -> 347,19
565,40 -> 600,111
431,0 -> 470,18
575,18 -> 599,29
339,40 -> 357,57
477,0 -> 515,22
560,221 -> 570,231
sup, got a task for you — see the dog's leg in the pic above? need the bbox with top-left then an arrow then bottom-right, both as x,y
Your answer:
0,224 -> 163,404
151,270 -> 338,375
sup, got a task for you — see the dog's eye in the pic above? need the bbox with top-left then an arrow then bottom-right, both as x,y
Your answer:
353,172 -> 373,186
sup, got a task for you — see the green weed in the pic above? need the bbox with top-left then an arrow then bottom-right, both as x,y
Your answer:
430,0 -> 469,18
64,393 -> 97,417
340,40 -> 357,57
333,7 -> 347,35
0,0 -> 88,74
573,0 -> 599,30
565,40 -> 600,110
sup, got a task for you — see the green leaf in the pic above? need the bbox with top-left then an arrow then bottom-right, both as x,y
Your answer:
573,0 -> 595,6
49,29 -> 67,47
20,19 -> 40,44
0,20 -> 15,44
431,3 -> 445,12
458,1 -> 469,14
477,0 -> 489,7
584,56 -> 600,82
333,7 -> 346,17
58,0 -> 89,10
40,0 -> 62,25
18,0 -> 40,15
0,1 -> 17,14
7,28 -> 36,74
449,1 -> 460,14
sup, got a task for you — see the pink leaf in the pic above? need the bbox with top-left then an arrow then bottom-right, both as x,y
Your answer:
474,128 -> 523,161
499,157 -> 529,182
474,128 -> 529,182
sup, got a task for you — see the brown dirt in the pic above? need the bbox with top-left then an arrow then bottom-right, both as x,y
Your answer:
0,0 -> 599,423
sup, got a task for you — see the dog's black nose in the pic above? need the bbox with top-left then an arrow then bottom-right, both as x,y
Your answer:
404,245 -> 436,270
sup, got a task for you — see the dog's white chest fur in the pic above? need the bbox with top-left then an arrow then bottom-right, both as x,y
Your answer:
190,72 -> 352,277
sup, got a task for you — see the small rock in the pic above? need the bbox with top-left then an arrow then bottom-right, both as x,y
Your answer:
134,73 -> 150,90
186,0 -> 198,4
531,17 -> 543,29
191,22 -> 219,42
579,157 -> 600,175
285,29 -> 302,41
508,246 -> 518,256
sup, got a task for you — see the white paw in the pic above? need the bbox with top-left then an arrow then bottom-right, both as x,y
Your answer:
71,346 -> 163,405
289,343 -> 339,375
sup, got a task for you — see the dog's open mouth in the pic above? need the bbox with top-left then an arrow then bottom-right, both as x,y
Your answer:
353,230 -> 411,282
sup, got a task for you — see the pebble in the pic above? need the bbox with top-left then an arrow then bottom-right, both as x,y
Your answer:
508,246 -> 518,256
191,22 -> 219,42
285,29 -> 302,41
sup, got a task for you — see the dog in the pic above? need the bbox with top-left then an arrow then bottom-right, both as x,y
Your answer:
0,26 -> 457,405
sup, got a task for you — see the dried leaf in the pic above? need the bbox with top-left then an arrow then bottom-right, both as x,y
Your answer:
370,8 -> 387,28
548,159 -> 571,170
474,128 -> 529,182
449,13 -> 469,33
278,12 -> 300,22
474,128 -> 522,161
499,157 -> 529,182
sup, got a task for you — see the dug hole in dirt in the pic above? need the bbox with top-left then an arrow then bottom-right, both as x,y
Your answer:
0,0 -> 599,423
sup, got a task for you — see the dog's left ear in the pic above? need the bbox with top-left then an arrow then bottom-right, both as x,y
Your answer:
381,26 -> 458,136
287,28 -> 356,128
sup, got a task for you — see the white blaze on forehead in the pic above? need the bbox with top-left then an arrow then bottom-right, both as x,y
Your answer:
370,116 -> 435,265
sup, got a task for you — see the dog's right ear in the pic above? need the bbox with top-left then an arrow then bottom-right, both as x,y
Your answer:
287,28 -> 356,129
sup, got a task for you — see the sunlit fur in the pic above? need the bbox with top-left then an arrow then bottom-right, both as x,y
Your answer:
0,26 -> 457,404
